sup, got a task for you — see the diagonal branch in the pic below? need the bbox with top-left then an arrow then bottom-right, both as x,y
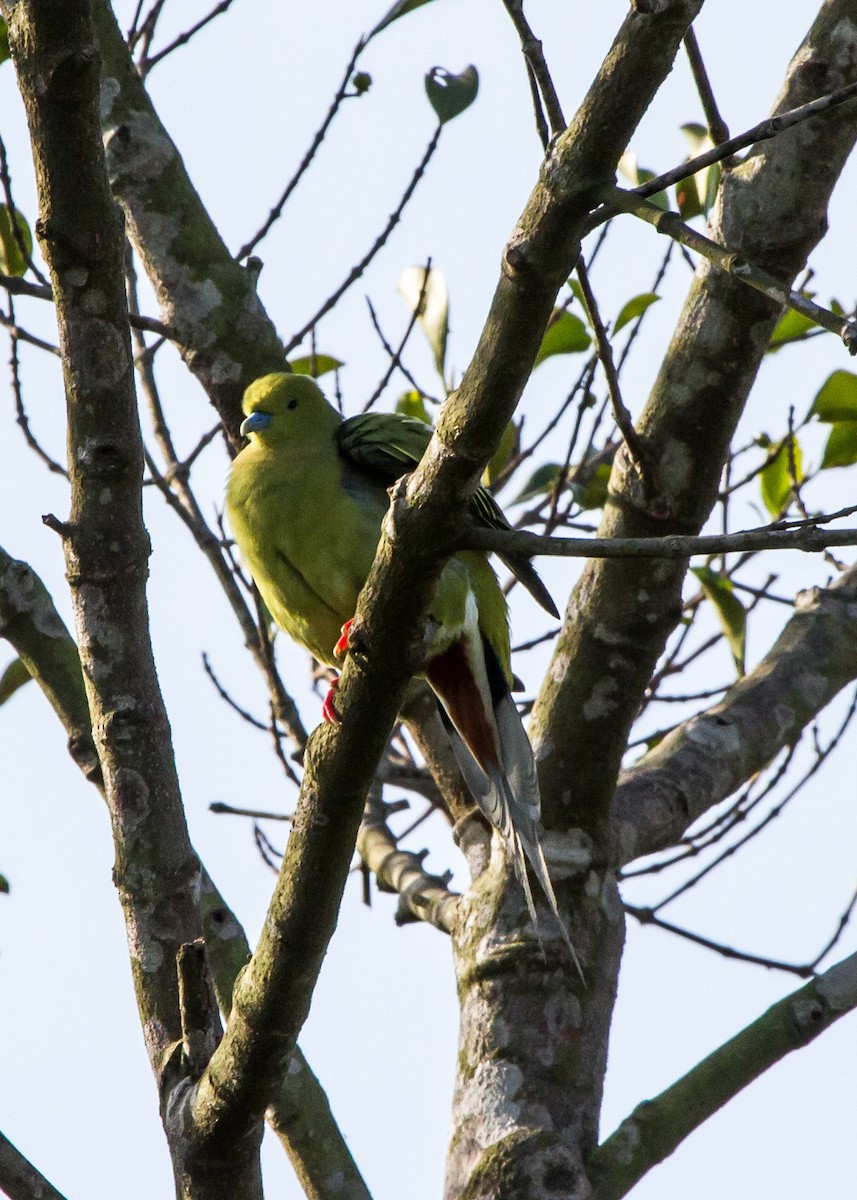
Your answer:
588,950 -> 857,1200
0,545 -> 370,1200
92,0 -> 287,442
0,1132 -> 69,1200
585,76 -> 857,233
612,562 -> 857,863
357,789 -> 459,932
682,25 -> 730,146
610,187 -> 857,353
183,0 -> 707,1152
0,545 -> 102,785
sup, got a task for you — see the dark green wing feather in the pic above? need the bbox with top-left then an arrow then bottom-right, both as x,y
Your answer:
336,412 -> 432,478
337,412 -> 559,619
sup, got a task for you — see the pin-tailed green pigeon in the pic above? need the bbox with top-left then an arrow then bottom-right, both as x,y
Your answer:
227,372 -> 575,961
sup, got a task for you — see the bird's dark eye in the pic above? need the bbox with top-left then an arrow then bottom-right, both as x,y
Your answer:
287,398 -> 298,410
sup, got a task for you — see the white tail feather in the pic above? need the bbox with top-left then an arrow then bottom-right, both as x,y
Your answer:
428,598 -> 582,978
440,710 -> 583,980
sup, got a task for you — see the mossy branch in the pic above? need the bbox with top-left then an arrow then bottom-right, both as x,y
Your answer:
589,951 -> 857,1200
613,562 -> 857,863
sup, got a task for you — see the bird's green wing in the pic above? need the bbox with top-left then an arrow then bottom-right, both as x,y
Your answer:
337,411 -> 558,619
336,411 -> 432,478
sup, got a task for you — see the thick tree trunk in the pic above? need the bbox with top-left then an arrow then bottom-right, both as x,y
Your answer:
444,860 -> 624,1200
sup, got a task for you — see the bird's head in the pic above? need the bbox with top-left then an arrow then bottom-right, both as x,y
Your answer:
239,373 -> 340,444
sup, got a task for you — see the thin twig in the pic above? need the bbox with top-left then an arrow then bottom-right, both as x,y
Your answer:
237,38 -> 367,261
683,27 -> 731,148
202,651 -> 268,732
501,0 -> 566,138
283,125 -> 443,355
586,77 -> 857,234
362,259 -> 432,412
810,881 -> 857,969
0,311 -> 59,355
365,297 -> 436,403
253,823 -> 283,872
464,512 -> 857,560
608,189 -> 857,353
625,904 -> 812,977
9,316 -> 68,476
523,60 -> 549,150
142,0 -> 237,72
210,802 -> 293,822
576,258 -> 652,490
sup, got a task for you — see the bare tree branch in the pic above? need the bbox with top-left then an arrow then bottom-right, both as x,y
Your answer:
586,75 -> 857,232
0,1132 -> 69,1200
237,36 -> 367,261
683,25 -> 730,146
92,0 -> 287,442
0,542 -> 371,1200
357,788 -> 459,932
610,187 -> 857,353
531,0 -> 857,843
500,0 -> 566,138
589,951 -> 857,1200
465,513 -> 857,559
613,563 -> 857,863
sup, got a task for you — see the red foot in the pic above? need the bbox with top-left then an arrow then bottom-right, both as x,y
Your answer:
333,618 -> 354,659
322,676 -> 341,724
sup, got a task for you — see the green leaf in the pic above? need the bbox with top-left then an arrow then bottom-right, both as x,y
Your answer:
483,420 -> 519,489
810,370 -> 857,422
288,354 -> 343,379
617,151 -> 668,209
512,463 -> 561,505
0,18 -> 9,65
674,123 -> 720,219
0,206 -> 33,277
0,873 -> 8,894
369,0 -> 436,38
613,292 -> 660,335
692,566 -> 746,676
0,658 -> 32,707
767,308 -> 818,352
425,65 -> 479,126
563,279 -> 586,311
397,265 -> 449,378
534,310 -> 591,366
821,421 -> 857,469
760,435 -> 803,516
395,390 -> 431,424
570,460 -> 611,510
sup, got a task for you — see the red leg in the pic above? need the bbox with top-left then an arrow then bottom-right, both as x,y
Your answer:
322,676 -> 341,724
333,618 -> 354,659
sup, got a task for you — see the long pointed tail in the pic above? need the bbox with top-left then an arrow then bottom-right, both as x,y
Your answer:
436,701 -> 583,979
428,631 -> 583,978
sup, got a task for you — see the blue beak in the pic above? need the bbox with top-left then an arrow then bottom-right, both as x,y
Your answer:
240,411 -> 273,437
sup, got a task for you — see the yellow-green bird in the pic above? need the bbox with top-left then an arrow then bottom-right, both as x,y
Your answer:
227,372 -> 575,958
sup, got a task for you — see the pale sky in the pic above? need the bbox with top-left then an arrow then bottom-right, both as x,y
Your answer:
2,2 -> 856,1197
